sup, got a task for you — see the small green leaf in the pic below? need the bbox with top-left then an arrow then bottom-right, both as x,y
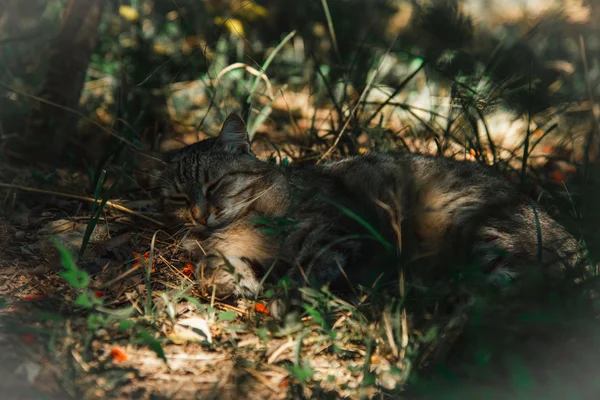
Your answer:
362,373 -> 376,387
74,293 -> 93,308
217,311 -> 238,322
182,296 -> 203,309
138,330 -> 166,362
287,364 -> 314,382
302,305 -> 326,328
87,313 -> 105,330
118,320 -> 134,331
257,326 -> 268,342
390,366 -> 403,375
60,268 -> 89,289
53,239 -> 89,289
422,325 -> 440,343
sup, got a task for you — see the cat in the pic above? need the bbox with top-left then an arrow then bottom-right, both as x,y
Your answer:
157,113 -> 586,302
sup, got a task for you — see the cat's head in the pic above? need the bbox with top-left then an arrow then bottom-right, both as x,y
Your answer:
157,113 -> 267,233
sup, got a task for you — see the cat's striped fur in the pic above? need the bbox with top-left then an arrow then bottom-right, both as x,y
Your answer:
158,114 -> 585,298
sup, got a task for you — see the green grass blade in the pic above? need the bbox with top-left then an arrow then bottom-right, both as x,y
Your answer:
316,195 -> 393,251
247,84 -> 285,140
79,167 -> 125,259
246,30 -> 296,104
528,200 -> 543,263
91,169 -> 106,216
320,0 -> 341,62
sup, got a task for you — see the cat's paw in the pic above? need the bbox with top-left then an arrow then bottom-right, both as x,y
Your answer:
196,254 -> 261,298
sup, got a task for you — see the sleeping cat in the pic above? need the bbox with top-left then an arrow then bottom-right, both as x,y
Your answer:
157,113 -> 585,300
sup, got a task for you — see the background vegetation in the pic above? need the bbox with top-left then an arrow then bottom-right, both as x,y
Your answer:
1,0 -> 600,398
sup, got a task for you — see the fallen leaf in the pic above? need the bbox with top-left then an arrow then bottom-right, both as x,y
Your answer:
110,348 -> 127,362
551,170 -> 567,183
22,333 -> 35,344
182,262 -> 195,278
15,361 -> 42,384
251,303 -> 270,315
543,145 -> 555,154
133,251 -> 156,273
171,316 -> 213,343
23,295 -> 46,301
279,377 -> 289,389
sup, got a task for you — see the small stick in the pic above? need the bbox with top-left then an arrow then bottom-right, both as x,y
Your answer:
0,182 -> 164,226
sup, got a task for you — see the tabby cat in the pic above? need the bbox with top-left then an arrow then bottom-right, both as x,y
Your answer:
157,113 -> 584,300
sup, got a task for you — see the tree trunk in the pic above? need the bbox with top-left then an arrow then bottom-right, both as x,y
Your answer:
23,0 -> 105,163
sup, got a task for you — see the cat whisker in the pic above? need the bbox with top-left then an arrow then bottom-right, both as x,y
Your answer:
171,223 -> 187,232
231,183 -> 276,209
136,171 -> 172,185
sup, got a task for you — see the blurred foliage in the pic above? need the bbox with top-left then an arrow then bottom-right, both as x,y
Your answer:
1,0 -> 598,153
2,0 -> 600,397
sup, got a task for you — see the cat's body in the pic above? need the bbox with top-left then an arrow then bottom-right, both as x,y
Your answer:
158,114 -> 584,299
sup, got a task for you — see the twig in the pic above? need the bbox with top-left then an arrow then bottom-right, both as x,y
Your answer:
0,182 -> 164,226
0,30 -> 42,45
579,35 -> 600,186
214,62 -> 274,100
0,81 -> 139,149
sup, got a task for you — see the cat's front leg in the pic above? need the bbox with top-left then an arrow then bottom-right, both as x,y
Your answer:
196,252 -> 262,298
190,217 -> 279,298
290,223 -> 364,291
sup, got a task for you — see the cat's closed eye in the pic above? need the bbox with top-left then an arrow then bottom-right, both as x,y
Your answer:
167,193 -> 191,205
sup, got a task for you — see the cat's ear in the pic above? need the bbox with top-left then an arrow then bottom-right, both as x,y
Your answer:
215,113 -> 251,154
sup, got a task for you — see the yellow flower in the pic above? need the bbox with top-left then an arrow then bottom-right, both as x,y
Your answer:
119,5 -> 139,22
214,17 -> 244,36
234,1 -> 268,21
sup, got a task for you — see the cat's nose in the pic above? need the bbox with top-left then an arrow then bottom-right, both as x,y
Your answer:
191,205 -> 208,225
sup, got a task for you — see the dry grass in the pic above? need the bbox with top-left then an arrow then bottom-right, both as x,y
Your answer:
0,110 -> 598,398
2,0 -> 600,398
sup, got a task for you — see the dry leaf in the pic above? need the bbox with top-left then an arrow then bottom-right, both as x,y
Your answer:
171,316 -> 213,344
133,251 -> 156,273
251,303 -> 270,315
109,348 -> 127,362
15,361 -> 42,384
182,262 -> 194,278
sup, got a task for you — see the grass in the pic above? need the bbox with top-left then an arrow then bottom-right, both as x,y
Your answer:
1,0 -> 600,398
